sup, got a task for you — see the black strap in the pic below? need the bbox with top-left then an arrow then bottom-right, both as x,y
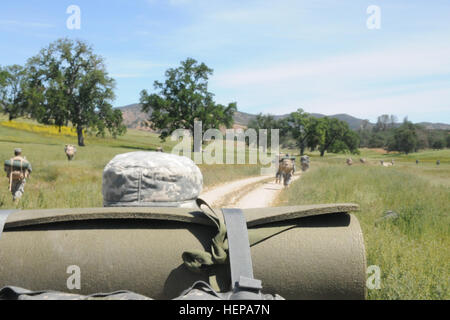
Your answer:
0,210 -> 17,240
221,208 -> 262,299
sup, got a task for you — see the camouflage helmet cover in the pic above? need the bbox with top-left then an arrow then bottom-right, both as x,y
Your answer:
102,151 -> 203,207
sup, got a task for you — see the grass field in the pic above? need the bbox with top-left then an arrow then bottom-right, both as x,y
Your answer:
276,150 -> 450,300
0,118 -> 261,209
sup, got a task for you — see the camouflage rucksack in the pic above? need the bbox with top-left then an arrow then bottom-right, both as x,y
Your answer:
12,159 -> 26,181
4,158 -> 30,191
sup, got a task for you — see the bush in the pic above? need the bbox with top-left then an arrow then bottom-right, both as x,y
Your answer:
432,139 -> 445,150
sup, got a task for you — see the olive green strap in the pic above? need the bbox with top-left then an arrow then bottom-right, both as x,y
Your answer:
182,199 -> 228,273
182,200 -> 296,274
222,208 -> 263,299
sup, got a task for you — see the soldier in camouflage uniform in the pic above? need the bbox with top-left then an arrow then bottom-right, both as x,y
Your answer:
300,155 -> 310,172
276,154 -> 296,184
283,154 -> 296,173
4,148 -> 32,202
64,145 -> 77,161
276,154 -> 296,187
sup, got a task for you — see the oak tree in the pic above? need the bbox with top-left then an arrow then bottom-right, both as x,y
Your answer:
140,58 -> 236,152
26,38 -> 126,146
0,65 -> 29,120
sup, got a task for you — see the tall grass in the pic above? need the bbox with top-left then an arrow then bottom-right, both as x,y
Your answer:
0,121 -> 263,209
277,161 -> 449,299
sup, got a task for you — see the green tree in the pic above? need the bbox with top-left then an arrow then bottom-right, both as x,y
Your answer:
247,113 -> 280,150
0,65 -> 29,120
140,58 -> 236,152
342,129 -> 360,154
318,117 -> 359,156
431,139 -> 445,150
275,117 -> 293,147
357,119 -> 372,147
415,126 -> 430,150
286,109 -> 310,156
285,108 -> 325,156
374,114 -> 390,132
368,133 -> 386,148
387,119 -> 418,154
25,38 -> 126,146
306,117 -> 326,152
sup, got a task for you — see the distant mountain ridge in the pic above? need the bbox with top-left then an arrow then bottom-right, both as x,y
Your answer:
118,103 -> 450,131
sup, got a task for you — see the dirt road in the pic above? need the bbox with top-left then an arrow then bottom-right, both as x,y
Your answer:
200,173 -> 300,208
234,175 -> 300,208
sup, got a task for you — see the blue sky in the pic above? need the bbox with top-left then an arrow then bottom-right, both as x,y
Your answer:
0,0 -> 449,123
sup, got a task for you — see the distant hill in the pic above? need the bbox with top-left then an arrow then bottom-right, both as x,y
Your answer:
119,104 -> 152,131
118,104 -> 449,131
416,122 -> 450,130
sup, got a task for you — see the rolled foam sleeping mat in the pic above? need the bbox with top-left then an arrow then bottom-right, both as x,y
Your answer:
4,159 -> 31,171
0,204 -> 366,300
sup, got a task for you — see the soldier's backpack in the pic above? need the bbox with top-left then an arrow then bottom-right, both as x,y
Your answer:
4,158 -> 30,191
10,159 -> 25,181
279,158 -> 294,173
65,145 -> 76,158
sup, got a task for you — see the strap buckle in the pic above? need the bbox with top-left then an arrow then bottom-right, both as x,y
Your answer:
222,208 -> 263,300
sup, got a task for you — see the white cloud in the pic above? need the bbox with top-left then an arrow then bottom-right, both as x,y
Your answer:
136,0 -> 450,123
138,0 -> 355,53
208,38 -> 450,122
300,87 -> 450,118
214,42 -> 450,87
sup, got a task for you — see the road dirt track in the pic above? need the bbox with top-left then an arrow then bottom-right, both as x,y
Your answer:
234,174 -> 300,208
200,173 -> 300,208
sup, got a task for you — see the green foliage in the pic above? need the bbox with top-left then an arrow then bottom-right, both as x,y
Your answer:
140,58 -> 236,150
248,110 -> 358,156
285,108 -> 326,155
373,114 -> 397,132
318,117 -> 359,156
367,132 -> 386,148
357,119 -> 373,146
0,65 -> 29,120
358,114 -> 448,153
247,113 -> 279,148
431,139 -> 445,150
25,38 -> 126,146
342,128 -> 360,153
305,117 -> 326,151
387,120 -> 418,154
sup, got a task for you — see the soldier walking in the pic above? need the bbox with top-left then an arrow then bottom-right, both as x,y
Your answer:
276,154 -> 296,187
4,148 -> 32,202
64,144 -> 77,161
